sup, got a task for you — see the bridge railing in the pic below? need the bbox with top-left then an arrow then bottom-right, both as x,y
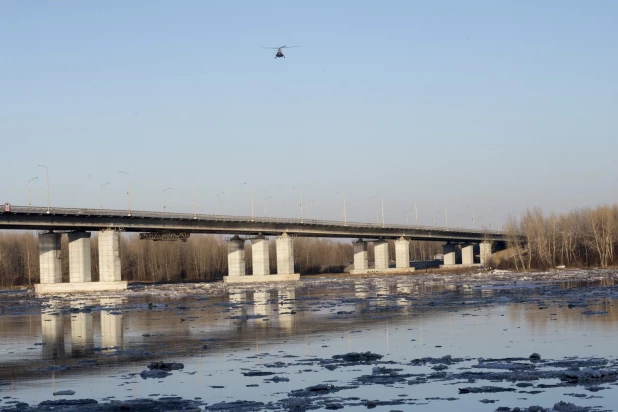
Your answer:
7,205 -> 506,236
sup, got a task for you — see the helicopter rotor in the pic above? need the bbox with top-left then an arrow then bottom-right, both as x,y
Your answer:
262,45 -> 301,50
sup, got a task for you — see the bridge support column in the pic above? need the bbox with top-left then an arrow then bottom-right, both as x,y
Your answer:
462,244 -> 475,265
353,240 -> 368,271
276,233 -> 295,275
227,235 -> 246,277
99,230 -> 122,282
374,240 -> 389,270
38,233 -> 62,284
251,237 -> 270,276
35,230 -> 127,294
480,242 -> 492,267
68,232 -> 91,283
395,238 -> 410,269
443,244 -> 457,266
225,234 -> 299,283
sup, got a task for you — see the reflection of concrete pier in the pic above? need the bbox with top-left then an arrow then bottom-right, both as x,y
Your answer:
41,304 -> 65,359
253,291 -> 274,318
277,289 -> 296,331
354,283 -> 370,299
70,301 -> 94,356
100,298 -> 123,352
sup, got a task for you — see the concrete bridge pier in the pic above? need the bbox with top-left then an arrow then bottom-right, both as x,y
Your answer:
35,230 -> 128,294
443,243 -> 457,266
227,235 -> 246,277
68,232 -> 91,283
350,238 -> 415,275
374,240 -> 390,270
224,234 -> 299,283
38,233 -> 62,284
352,240 -> 368,272
461,244 -> 475,266
480,242 -> 492,267
99,230 -> 122,282
395,238 -> 410,269
251,237 -> 270,276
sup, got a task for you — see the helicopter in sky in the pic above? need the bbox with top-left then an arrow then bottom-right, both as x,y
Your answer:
263,45 -> 301,59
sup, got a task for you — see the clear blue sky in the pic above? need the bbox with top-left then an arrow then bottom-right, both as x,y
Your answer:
1,1 -> 616,228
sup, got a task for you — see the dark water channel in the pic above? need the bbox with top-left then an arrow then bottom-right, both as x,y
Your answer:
1,270 -> 618,411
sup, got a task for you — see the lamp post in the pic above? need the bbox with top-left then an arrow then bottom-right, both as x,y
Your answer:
28,177 -> 38,208
337,192 -> 347,225
414,201 -> 418,225
100,182 -> 110,209
293,187 -> 303,221
118,171 -> 131,216
38,165 -> 50,213
243,183 -> 254,220
433,210 -> 441,226
162,187 -> 171,214
374,196 -> 384,228
185,177 -> 197,219
491,208 -> 499,230
457,212 -> 470,228
263,196 -> 272,217
405,208 -> 415,225
216,192 -> 225,214
444,206 -> 448,227
304,200 -> 315,219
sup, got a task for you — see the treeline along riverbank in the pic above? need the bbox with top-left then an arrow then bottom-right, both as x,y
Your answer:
0,232 -> 442,287
1,204 -> 616,287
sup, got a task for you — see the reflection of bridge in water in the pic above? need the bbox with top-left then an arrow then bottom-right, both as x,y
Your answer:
40,298 -> 124,359
2,278 -> 617,382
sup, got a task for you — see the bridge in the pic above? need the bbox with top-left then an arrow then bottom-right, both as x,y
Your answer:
1,205 -> 513,293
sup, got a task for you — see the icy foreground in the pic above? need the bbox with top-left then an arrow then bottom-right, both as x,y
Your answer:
1,268 -> 618,411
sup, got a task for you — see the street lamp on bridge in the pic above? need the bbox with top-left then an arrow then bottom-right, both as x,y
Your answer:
491,208 -> 499,230
28,176 -> 38,208
292,187 -> 303,222
304,199 -> 315,219
243,183 -> 254,220
405,208 -> 415,226
37,165 -> 50,214
433,210 -> 441,226
162,187 -> 172,215
336,192 -> 348,226
100,182 -> 110,209
118,171 -> 131,216
458,211 -> 470,228
374,196 -> 384,228
263,196 -> 272,217
185,177 -> 197,219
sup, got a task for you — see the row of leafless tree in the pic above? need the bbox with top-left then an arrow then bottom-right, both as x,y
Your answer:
4,204 -> 615,287
0,232 -> 444,287
504,205 -> 618,270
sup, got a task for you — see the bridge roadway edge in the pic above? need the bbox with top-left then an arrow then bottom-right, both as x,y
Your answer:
0,206 -> 514,243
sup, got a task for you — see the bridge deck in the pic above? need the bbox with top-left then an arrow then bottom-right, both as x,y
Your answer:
1,205 -> 514,242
